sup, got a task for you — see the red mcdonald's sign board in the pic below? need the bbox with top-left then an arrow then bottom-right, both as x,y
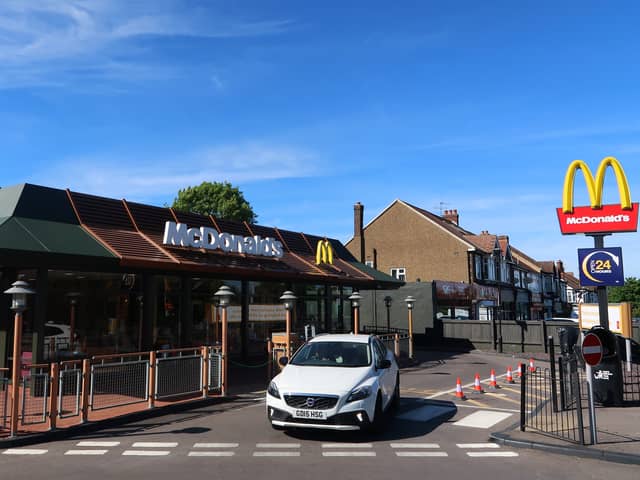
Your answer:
557,157 -> 638,235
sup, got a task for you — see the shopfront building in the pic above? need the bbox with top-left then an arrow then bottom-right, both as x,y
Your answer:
0,184 -> 400,367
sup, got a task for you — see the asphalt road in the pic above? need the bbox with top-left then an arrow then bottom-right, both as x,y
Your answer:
1,350 -> 637,480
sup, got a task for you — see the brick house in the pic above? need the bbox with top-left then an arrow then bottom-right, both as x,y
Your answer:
345,200 -> 571,321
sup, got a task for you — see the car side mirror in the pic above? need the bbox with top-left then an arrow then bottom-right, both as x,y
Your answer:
378,359 -> 391,369
278,356 -> 289,367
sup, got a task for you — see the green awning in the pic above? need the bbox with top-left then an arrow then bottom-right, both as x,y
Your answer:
0,217 -> 115,257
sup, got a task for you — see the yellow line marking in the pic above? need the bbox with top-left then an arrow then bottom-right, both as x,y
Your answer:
484,392 -> 521,405
451,394 -> 488,408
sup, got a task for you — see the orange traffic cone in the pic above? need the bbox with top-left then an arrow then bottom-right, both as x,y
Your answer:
516,364 -> 522,378
473,373 -> 484,393
488,369 -> 498,388
529,358 -> 536,372
506,366 -> 515,384
455,377 -> 466,399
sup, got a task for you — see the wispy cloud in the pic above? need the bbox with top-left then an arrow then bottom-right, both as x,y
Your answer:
0,0 -> 292,89
31,142 -> 318,201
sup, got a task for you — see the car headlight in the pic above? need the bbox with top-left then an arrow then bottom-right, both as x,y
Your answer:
267,381 -> 280,399
346,385 -> 371,403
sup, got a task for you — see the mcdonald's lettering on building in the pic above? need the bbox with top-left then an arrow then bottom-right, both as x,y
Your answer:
556,157 -> 639,235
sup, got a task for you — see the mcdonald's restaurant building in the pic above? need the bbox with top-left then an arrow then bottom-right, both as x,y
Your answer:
0,184 -> 401,368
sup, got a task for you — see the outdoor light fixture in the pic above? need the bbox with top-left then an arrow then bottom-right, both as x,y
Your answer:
404,295 -> 416,310
384,295 -> 393,308
348,291 -> 362,308
349,291 -> 362,333
404,296 -> 416,359
280,291 -> 297,357
213,285 -> 234,396
384,295 -> 393,332
4,279 -> 35,438
5,280 -> 35,313
279,291 -> 297,310
214,285 -> 234,306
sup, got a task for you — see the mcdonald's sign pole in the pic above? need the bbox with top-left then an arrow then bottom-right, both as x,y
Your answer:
557,157 -> 638,330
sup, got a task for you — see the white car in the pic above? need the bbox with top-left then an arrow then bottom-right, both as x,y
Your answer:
266,333 -> 399,432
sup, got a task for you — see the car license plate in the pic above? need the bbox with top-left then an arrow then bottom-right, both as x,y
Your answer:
293,409 -> 327,420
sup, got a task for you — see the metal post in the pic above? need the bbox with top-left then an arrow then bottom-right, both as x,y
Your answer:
585,362 -> 597,444
592,234 -> 610,330
353,305 -> 359,334
221,305 -> 228,397
558,357 -> 566,411
394,333 -> 400,358
81,358 -> 90,423
148,351 -> 156,408
548,336 -> 558,413
10,311 -> 22,437
520,363 -> 526,432
408,308 -> 414,359
201,346 -> 208,398
48,362 -> 59,431
285,308 -> 291,358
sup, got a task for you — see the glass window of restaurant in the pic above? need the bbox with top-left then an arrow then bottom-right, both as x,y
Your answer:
44,270 -> 143,360
247,280 -> 287,356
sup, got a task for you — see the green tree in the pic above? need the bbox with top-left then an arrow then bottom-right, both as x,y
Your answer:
608,277 -> 640,318
171,181 -> 257,223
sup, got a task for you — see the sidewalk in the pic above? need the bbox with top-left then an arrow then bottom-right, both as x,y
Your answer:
491,405 -> 640,464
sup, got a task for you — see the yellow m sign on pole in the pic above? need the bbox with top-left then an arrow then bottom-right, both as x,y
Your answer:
315,239 -> 334,265
557,156 -> 638,235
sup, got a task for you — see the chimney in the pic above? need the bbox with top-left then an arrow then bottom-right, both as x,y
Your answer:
354,202 -> 365,263
443,209 -> 459,225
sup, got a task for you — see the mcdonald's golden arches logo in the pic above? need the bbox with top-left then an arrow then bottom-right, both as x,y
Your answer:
557,156 -> 638,235
315,239 -> 334,265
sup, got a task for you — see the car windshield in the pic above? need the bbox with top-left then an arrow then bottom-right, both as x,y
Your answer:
290,341 -> 371,367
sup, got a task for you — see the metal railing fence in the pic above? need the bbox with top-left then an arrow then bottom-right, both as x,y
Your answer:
208,350 -> 222,392
91,354 -> 149,411
58,361 -> 82,419
0,368 -> 8,429
155,348 -> 202,400
21,365 -> 50,426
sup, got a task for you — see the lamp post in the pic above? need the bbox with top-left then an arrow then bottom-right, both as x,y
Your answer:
279,291 -> 297,358
404,296 -> 416,359
349,292 -> 362,334
383,295 -> 393,333
4,279 -> 35,438
214,285 -> 234,396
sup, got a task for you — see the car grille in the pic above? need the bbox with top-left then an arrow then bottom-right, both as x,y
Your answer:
284,395 -> 339,410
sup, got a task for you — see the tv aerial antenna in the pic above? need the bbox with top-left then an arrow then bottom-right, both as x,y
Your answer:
434,201 -> 450,215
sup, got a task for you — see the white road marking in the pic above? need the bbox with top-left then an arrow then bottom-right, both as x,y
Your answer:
253,451 -> 300,457
131,442 -> 178,448
3,449 -> 48,455
453,410 -> 513,429
193,443 -> 238,448
188,451 -> 235,457
65,450 -> 108,456
76,441 -> 120,447
454,403 -> 527,414
390,443 -> 441,449
122,450 -> 171,456
395,452 -> 448,457
397,404 -> 456,422
456,443 -> 500,449
467,451 -> 519,457
322,451 -> 376,457
322,443 -> 372,448
256,443 -> 300,448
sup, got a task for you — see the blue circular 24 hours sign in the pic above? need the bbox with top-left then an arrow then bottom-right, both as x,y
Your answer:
577,247 -> 624,287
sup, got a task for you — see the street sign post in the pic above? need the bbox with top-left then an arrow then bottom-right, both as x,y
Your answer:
582,332 -> 602,444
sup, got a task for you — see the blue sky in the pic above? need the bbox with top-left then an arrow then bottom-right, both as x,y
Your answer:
2,1 -> 640,277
